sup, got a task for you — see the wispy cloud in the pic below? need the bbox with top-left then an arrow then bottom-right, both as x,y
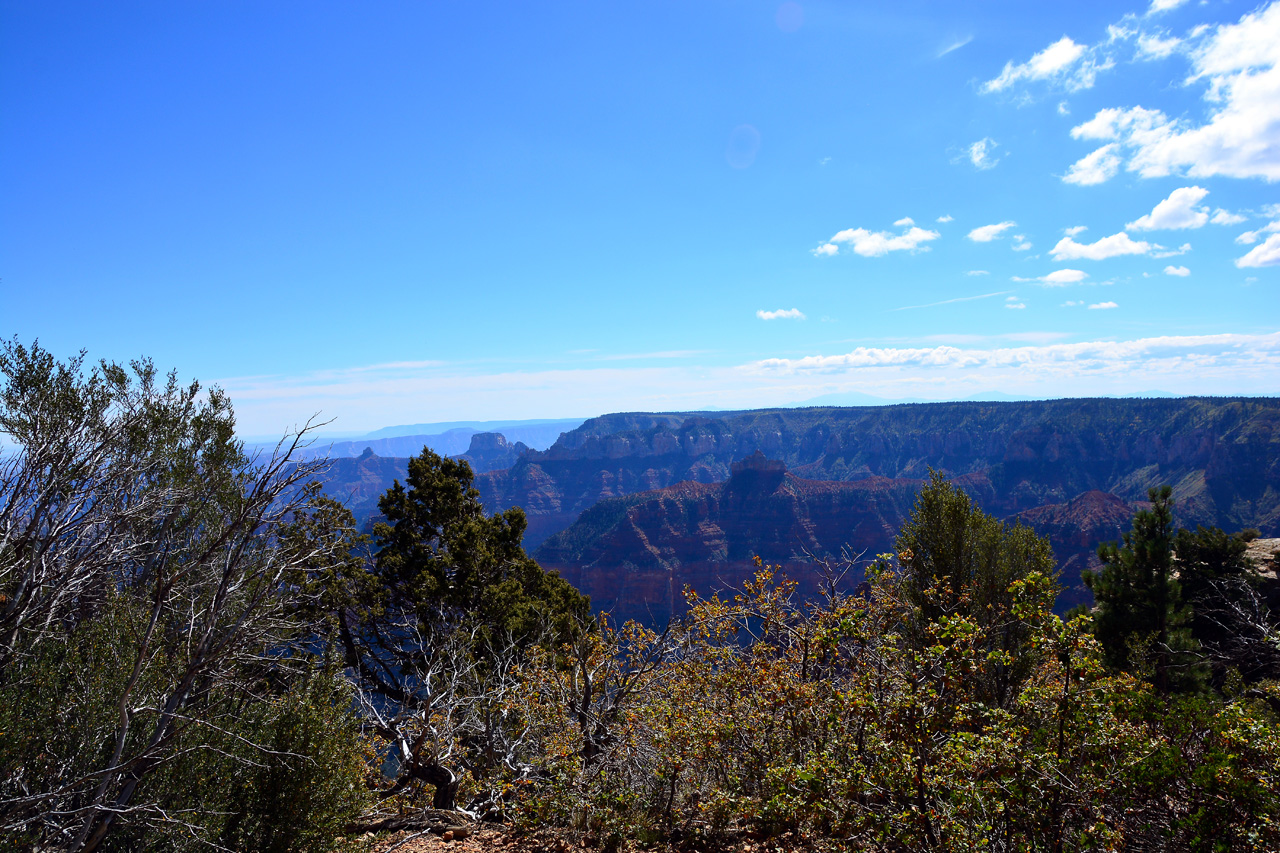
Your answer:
217,333 -> 1280,437
597,350 -> 708,361
982,36 -> 1109,94
966,138 -> 1001,170
892,290 -> 1011,311
1088,301 -> 1119,309
968,221 -> 1017,242
751,332 -> 1280,374
938,34 -> 973,58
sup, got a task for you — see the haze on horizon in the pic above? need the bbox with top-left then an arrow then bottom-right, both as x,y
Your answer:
2,0 -> 1278,437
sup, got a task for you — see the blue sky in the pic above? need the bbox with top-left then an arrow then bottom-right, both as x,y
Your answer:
3,0 -> 1277,437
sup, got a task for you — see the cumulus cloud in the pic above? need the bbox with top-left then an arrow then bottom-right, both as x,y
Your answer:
1165,265 -> 1191,276
1012,235 -> 1033,251
1211,209 -> 1247,225
1063,143 -> 1122,184
1065,3 -> 1280,184
937,214 -> 954,223
757,308 -> 807,320
1148,0 -> 1191,13
1127,186 -> 1210,230
967,137 -> 1001,169
814,222 -> 941,257
1236,233 -> 1280,267
1088,301 -> 1119,309
1065,225 -> 1089,236
1050,231 -> 1154,260
751,332 -> 1280,374
1014,269 -> 1090,286
968,221 -> 1018,242
982,36 -> 1107,93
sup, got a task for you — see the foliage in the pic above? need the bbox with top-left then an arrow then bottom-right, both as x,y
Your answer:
0,341 -> 368,851
5,342 -> 1279,850
1084,485 -> 1207,693
338,446 -> 591,811
506,480 -> 1280,851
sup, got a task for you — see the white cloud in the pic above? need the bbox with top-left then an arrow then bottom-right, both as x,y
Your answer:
967,137 -> 1001,169
1137,33 -> 1182,59
1058,101 -> 1071,115
937,214 -> 954,223
817,223 -> 941,257
1065,225 -> 1089,236
1061,300 -> 1084,306
1005,296 -> 1027,309
1235,220 -> 1280,244
968,221 -> 1018,242
894,217 -> 916,226
1148,0 -> 1191,14
1014,269 -> 1090,286
1152,242 -> 1192,257
757,308 -> 807,320
982,36 -> 1104,93
1063,143 -> 1122,184
751,332 -> 1280,375
1211,209 -> 1247,225
894,291 -> 1012,311
1127,186 -> 1210,230
967,269 -> 989,276
1012,235 -> 1033,251
1164,264 -> 1191,276
1088,301 -> 1119,309
1066,4 -> 1280,183
938,34 -> 974,58
1236,233 -> 1280,267
1050,231 -> 1154,260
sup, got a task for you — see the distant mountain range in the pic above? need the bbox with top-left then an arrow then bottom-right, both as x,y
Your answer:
306,397 -> 1280,621
263,417 -> 586,462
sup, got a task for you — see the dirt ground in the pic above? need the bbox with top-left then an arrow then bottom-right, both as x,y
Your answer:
352,826 -> 829,853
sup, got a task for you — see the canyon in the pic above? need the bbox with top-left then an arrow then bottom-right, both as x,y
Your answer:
313,397 -> 1280,621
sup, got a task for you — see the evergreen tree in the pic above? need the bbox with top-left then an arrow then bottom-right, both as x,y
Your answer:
338,447 -> 590,810
1084,485 -> 1205,692
894,471 -> 1059,708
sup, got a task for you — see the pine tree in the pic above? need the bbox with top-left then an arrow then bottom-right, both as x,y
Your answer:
1084,486 -> 1205,692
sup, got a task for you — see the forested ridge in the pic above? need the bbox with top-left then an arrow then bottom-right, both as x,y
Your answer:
4,344 -> 1280,852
